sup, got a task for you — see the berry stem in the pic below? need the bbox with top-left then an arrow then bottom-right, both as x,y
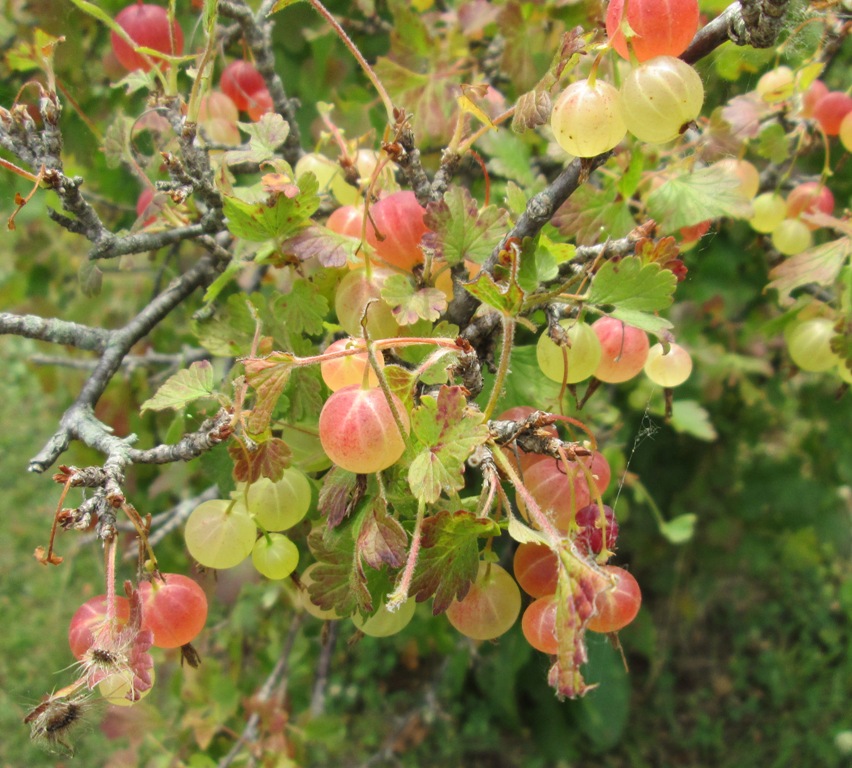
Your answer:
490,442 -> 563,546
483,315 -> 517,420
307,0 -> 395,124
386,499 -> 425,610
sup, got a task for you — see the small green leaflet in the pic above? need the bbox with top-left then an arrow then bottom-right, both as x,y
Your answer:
223,173 -> 320,243
272,280 -> 329,337
243,352 -> 295,434
407,386 -> 490,504
647,165 -> 753,231
193,294 -> 258,357
553,180 -> 635,246
767,237 -> 851,306
223,113 -> 291,166
669,399 -> 718,442
423,186 -> 509,266
409,510 -> 500,615
756,123 -> 791,165
269,0 -> 305,13
381,274 -> 446,325
659,513 -> 697,544
141,360 -> 216,412
464,271 -> 524,316
585,257 -> 676,335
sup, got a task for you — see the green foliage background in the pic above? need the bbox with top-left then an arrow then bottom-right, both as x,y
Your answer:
1,0 -> 851,766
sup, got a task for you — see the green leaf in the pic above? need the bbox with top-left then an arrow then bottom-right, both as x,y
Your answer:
669,399 -> 718,441
223,174 -> 320,243
479,130 -> 542,190
307,509 -> 371,616
605,310 -> 673,336
193,294 -> 258,357
507,513 -> 550,546
5,28 -> 62,73
141,361 -> 216,412
553,181 -> 635,246
659,513 -> 697,544
78,260 -> 102,298
269,0 -> 305,13
756,122 -> 791,165
767,237 -> 852,306
646,165 -> 753,231
409,510 -> 500,614
272,280 -> 328,337
407,386 -> 490,504
585,257 -> 676,333
464,271 -> 524,316
283,365 -> 324,423
423,187 -> 509,266
223,114 -> 291,165
381,274 -> 446,325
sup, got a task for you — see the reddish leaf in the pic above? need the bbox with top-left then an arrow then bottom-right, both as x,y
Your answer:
357,500 -> 407,570
229,437 -> 291,483
318,467 -> 365,529
243,352 -> 294,434
409,510 -> 500,614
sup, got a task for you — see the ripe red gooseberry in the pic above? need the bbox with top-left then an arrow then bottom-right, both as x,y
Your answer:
606,0 -> 699,62
111,3 -> 184,72
365,191 -> 429,272
138,573 -> 208,648
68,595 -> 131,659
220,60 -> 266,112
587,565 -> 642,633
318,385 -> 409,474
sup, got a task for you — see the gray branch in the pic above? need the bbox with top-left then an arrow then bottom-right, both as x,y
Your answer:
29,255 -> 222,473
0,313 -> 109,352
682,0 -> 792,64
218,0 -> 303,165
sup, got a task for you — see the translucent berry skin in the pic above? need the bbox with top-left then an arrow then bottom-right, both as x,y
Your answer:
551,79 -> 627,158
606,0 -> 699,62
644,342 -> 693,387
784,318 -> 840,372
592,317 -> 650,383
786,182 -> 834,228
812,91 -> 852,136
770,219 -> 812,256
621,56 -> 704,144
139,574 -> 208,649
111,4 -> 183,72
220,60 -> 266,112
517,458 -> 592,532
365,191 -> 429,272
513,542 -> 559,598
536,320 -> 602,384
445,563 -> 521,641
68,595 -> 131,659
247,88 -> 273,121
320,337 -> 382,391
587,566 -> 642,633
522,595 -> 559,654
318,385 -> 410,474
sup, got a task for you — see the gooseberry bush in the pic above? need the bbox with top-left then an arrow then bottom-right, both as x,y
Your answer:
1,0 -> 850,761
